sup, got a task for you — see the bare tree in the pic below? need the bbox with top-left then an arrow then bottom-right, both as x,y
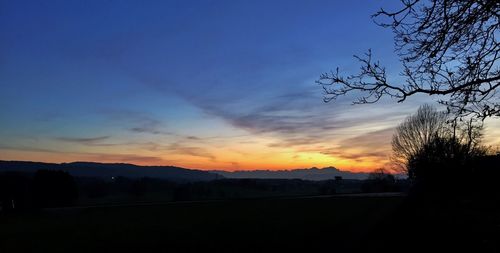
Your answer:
318,0 -> 500,119
392,104 -> 486,177
391,104 -> 448,173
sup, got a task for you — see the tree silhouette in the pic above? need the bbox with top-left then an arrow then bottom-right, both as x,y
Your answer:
392,105 -> 487,191
391,104 -> 448,173
318,0 -> 500,119
361,168 -> 399,193
409,136 -> 467,188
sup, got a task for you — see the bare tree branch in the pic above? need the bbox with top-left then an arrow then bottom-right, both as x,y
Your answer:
318,0 -> 500,120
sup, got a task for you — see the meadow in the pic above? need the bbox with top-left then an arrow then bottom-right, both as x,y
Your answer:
1,196 -> 404,252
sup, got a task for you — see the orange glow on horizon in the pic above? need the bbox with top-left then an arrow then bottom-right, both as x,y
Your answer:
5,119 -> 498,173
0,146 -> 388,173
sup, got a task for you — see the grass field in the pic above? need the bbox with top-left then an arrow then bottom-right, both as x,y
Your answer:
0,196 -> 404,252
2,195 -> 499,252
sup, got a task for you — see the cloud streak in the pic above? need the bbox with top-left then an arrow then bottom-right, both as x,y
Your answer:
316,128 -> 394,164
97,109 -> 171,135
55,136 -> 110,144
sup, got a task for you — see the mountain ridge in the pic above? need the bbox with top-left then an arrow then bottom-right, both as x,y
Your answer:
0,160 -> 219,182
0,160 -> 391,181
211,166 -> 373,180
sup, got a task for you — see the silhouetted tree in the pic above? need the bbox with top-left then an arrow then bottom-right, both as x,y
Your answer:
392,105 -> 488,194
407,134 -> 488,196
318,0 -> 500,119
32,170 -> 78,208
391,104 -> 448,173
362,169 -> 398,193
392,105 -> 486,173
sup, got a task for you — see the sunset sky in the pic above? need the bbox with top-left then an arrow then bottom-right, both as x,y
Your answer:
1,0 -> 499,172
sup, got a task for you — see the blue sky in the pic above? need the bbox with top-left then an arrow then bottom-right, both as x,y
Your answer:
1,0 -> 499,171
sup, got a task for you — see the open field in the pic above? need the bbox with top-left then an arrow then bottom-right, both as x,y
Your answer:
1,195 -> 499,252
1,196 -> 403,252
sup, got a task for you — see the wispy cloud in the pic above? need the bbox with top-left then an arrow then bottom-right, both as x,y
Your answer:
88,153 -> 168,164
338,128 -> 395,149
136,141 -> 216,161
184,88 -> 405,150
55,136 -> 110,144
316,128 -> 394,163
166,143 -> 216,161
97,109 -> 171,135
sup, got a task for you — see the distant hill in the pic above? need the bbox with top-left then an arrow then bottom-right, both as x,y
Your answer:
0,161 -> 220,182
212,167 -> 371,180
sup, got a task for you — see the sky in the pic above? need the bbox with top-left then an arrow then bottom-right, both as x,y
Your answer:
1,0 -> 499,172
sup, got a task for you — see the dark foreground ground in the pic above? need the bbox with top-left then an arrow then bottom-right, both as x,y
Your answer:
1,195 -> 499,252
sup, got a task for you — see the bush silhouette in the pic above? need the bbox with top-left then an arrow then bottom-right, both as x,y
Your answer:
361,169 -> 398,193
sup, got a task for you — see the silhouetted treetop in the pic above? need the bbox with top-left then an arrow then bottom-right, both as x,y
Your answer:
391,104 -> 487,188
391,104 -> 448,172
318,0 -> 500,119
